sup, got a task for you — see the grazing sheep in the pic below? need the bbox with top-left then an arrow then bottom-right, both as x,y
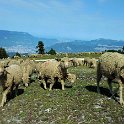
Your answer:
0,64 -> 23,107
84,57 -> 96,68
97,52 -> 124,105
69,58 -> 84,67
21,59 -> 36,87
84,57 -> 90,66
88,58 -> 97,68
37,59 -> 70,90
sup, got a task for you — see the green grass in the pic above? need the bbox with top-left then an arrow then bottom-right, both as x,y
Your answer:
0,65 -> 124,124
30,52 -> 102,60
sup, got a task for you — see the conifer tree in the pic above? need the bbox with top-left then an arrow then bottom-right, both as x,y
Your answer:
36,41 -> 45,54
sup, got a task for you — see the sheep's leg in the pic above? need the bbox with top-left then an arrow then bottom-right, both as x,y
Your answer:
107,78 -> 113,95
9,83 -> 14,97
96,62 -> 102,94
15,84 -> 19,96
96,74 -> 102,93
42,80 -> 47,90
0,87 -> 10,107
118,80 -> 124,105
61,79 -> 65,90
49,78 -> 54,91
49,83 -> 54,91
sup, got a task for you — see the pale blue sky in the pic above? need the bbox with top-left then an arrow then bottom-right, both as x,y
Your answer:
0,0 -> 124,40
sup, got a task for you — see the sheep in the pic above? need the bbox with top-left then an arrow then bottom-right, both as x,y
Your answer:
0,58 -> 10,67
69,58 -> 84,67
8,58 -> 24,66
97,52 -> 124,105
84,57 -> 90,66
88,58 -> 97,68
0,64 -> 23,107
84,57 -> 97,68
21,59 -> 36,87
36,59 -> 70,90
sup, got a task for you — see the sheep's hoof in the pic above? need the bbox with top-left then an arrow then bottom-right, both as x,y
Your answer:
120,101 -> 124,106
0,104 -> 3,107
25,83 -> 28,87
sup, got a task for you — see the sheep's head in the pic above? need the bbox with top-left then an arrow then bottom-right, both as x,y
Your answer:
60,58 -> 69,68
67,73 -> 76,83
56,57 -> 69,68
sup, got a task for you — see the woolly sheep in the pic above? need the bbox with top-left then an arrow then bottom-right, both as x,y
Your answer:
0,64 -> 23,107
37,59 -> 69,90
97,52 -> 124,105
8,59 -> 23,66
83,57 -> 90,66
21,59 -> 36,87
69,58 -> 84,67
84,57 -> 96,68
0,58 -> 10,67
88,58 -> 97,68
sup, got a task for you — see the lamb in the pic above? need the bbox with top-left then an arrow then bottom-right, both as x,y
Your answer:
0,64 -> 23,107
97,52 -> 124,105
37,59 -> 70,90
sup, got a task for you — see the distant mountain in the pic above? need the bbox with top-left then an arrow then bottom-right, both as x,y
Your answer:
0,30 -> 59,53
46,38 -> 124,52
0,30 -> 124,54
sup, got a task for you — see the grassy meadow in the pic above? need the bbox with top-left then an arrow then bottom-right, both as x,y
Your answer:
0,53 -> 124,124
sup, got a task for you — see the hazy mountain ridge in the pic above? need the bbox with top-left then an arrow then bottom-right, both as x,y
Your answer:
0,30 -> 124,54
46,39 -> 124,52
0,30 -> 59,53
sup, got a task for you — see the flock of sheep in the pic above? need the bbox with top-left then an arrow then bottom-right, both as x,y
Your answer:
0,52 -> 124,107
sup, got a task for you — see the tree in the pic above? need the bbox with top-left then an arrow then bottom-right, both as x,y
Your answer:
15,52 -> 21,57
12,52 -> 21,58
36,41 -> 45,54
0,47 -> 8,59
47,48 -> 56,55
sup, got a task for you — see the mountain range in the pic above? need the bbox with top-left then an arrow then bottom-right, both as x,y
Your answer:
0,30 -> 124,55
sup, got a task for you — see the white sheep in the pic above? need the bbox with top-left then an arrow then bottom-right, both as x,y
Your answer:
97,52 -> 124,105
69,58 -> 84,67
37,59 -> 70,90
0,64 -> 23,107
21,59 -> 36,87
84,57 -> 96,68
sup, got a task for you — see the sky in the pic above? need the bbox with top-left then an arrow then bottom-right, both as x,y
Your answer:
0,0 -> 124,40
